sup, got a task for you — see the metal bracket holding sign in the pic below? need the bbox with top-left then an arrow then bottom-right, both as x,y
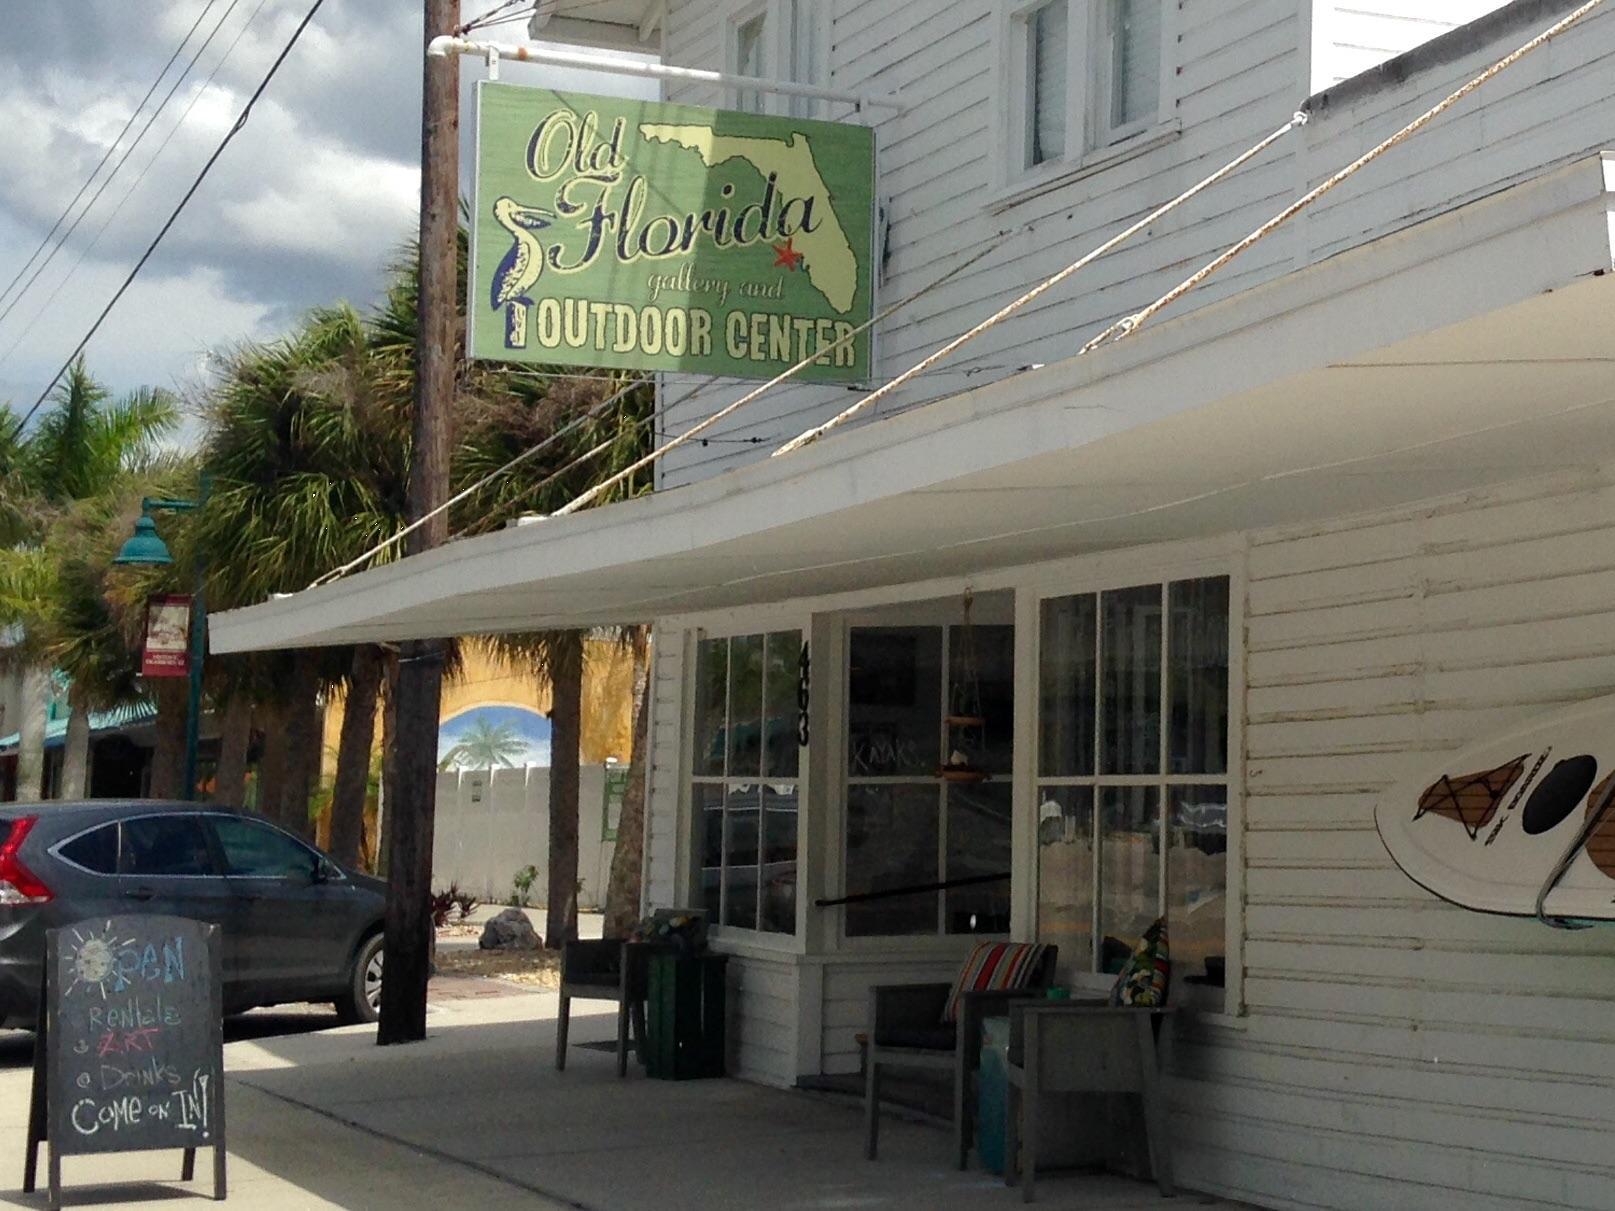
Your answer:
24,916 -> 226,1209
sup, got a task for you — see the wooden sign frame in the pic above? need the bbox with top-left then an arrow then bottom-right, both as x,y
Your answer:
23,918 -> 226,1209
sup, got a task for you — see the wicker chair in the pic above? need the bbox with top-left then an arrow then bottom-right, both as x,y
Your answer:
863,944 -> 1059,1167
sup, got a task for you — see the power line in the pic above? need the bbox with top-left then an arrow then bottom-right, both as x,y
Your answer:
0,0 -> 248,341
0,0 -> 224,314
14,0 -> 329,433
0,0 -> 273,376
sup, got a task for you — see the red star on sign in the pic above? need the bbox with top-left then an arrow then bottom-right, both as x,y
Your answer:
772,238 -> 804,271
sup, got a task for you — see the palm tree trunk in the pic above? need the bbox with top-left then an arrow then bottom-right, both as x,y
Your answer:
213,696 -> 253,806
258,697 -> 290,823
15,665 -> 48,801
330,645 -> 383,869
60,690 -> 92,799
377,651 -> 400,878
148,678 -> 189,799
604,629 -> 650,937
546,631 -> 584,948
281,652 -> 322,839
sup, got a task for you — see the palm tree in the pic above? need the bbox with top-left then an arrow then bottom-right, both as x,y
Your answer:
0,361 -> 178,799
437,717 -> 529,770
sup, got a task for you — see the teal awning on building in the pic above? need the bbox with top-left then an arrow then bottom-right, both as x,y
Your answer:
0,700 -> 156,753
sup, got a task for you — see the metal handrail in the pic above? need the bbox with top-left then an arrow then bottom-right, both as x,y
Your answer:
814,871 -> 1010,909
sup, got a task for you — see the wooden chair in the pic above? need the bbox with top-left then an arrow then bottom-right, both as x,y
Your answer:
863,944 -> 1058,1168
555,909 -> 707,1078
1003,1004 -> 1176,1202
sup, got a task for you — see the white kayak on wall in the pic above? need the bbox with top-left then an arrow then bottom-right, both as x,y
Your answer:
1374,694 -> 1615,923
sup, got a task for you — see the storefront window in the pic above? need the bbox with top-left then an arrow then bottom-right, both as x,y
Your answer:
844,620 -> 1014,937
692,630 -> 802,934
1037,576 -> 1230,1000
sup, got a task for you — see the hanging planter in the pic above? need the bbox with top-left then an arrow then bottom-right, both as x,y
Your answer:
938,590 -> 990,784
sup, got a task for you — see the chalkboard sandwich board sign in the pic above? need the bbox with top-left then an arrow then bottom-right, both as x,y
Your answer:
23,915 -> 227,1209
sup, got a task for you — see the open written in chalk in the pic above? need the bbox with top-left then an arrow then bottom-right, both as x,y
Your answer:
24,915 -> 226,1207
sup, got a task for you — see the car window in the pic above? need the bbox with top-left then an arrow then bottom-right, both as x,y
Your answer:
119,816 -> 217,877
211,816 -> 320,879
59,823 -> 119,875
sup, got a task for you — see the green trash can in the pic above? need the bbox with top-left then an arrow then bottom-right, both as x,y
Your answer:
976,1015 -> 1011,1174
644,953 -> 728,1080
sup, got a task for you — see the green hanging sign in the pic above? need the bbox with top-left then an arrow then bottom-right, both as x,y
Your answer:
469,83 -> 876,383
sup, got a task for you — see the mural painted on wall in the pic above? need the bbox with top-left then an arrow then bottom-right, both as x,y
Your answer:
1375,694 -> 1615,922
437,705 -> 552,770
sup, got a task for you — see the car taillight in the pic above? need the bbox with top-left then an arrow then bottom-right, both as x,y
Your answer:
0,816 -> 51,905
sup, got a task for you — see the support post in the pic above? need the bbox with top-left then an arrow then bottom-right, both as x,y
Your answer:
378,0 -> 457,1046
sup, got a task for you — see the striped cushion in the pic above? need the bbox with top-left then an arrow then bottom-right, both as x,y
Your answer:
941,941 -> 1050,1024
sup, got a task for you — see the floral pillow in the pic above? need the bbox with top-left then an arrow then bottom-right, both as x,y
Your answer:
1110,917 -> 1170,1007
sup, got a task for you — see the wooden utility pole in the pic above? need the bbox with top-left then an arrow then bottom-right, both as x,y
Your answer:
379,0 -> 457,1046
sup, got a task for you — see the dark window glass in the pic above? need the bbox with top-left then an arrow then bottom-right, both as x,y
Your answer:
692,638 -> 728,777
120,816 -> 216,877
949,624 -> 1015,775
845,784 -> 940,936
722,786 -> 760,930
696,783 -> 724,922
212,817 -> 319,878
1101,585 -> 1162,775
1039,595 -> 1096,776
763,632 -> 801,779
727,635 -> 765,778
1169,576 -> 1230,775
848,627 -> 942,777
760,782 -> 798,933
60,823 -> 119,875
945,781 -> 1012,934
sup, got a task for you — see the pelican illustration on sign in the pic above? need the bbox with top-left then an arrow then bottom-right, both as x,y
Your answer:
489,197 -> 555,349
1374,694 -> 1615,923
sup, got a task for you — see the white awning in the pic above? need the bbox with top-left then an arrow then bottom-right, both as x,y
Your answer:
210,156 -> 1615,654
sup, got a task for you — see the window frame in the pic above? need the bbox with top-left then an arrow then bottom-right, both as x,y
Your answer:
1020,555 -> 1245,1017
687,625 -> 805,939
728,2 -> 772,115
993,0 -> 1179,207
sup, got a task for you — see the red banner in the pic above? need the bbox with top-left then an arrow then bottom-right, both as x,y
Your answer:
141,595 -> 192,678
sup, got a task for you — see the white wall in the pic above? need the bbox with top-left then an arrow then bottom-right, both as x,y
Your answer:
1311,1 -> 1512,89
1168,467 -> 1615,1211
432,764 -> 615,912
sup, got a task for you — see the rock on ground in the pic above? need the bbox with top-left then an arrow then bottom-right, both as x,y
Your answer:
479,907 -> 542,951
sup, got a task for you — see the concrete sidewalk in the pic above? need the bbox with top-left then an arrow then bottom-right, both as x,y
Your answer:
2,982 -> 1240,1210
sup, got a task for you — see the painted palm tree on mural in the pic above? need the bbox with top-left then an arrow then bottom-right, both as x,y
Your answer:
437,717 -> 529,770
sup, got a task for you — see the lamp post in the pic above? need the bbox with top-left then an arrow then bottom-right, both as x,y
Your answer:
114,485 -> 207,801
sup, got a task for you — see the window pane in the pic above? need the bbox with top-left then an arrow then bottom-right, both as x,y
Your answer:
692,639 -> 728,777
945,781 -> 1012,934
1101,585 -> 1161,775
845,784 -> 940,936
1111,0 -> 1160,129
696,783 -> 724,922
849,627 -> 942,777
723,786 -> 760,930
1169,577 -> 1229,775
1037,786 -> 1094,971
760,782 -> 798,933
736,14 -> 766,112
949,624 -> 1014,775
1169,786 -> 1227,994
212,817 -> 318,878
764,631 -> 802,779
120,816 -> 215,877
727,634 -> 765,778
60,823 -> 119,875
1031,0 -> 1068,164
1098,785 -> 1159,972
1039,595 -> 1096,776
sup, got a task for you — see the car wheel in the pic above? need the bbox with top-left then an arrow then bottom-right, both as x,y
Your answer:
336,933 -> 384,1025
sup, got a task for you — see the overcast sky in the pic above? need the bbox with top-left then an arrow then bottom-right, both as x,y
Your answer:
0,0 -> 655,436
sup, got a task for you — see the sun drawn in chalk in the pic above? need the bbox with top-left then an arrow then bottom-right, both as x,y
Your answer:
64,921 -> 131,1000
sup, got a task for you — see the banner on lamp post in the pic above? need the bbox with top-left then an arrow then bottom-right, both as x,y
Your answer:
141,595 -> 192,678
469,83 -> 877,383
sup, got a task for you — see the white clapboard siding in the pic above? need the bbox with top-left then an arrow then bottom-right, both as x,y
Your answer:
1312,1 -> 1512,89
1174,466 -> 1615,1210
651,0 -> 1615,491
642,625 -> 686,911
726,953 -> 801,1085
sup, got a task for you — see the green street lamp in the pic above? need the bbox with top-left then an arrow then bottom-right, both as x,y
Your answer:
115,488 -> 207,801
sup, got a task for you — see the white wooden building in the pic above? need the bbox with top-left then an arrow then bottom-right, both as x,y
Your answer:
215,2 -> 1615,1207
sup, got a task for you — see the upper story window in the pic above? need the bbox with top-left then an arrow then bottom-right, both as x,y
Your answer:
1003,0 -> 1173,190
733,10 -> 768,114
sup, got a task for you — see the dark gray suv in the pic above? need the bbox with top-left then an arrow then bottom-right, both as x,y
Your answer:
0,800 -> 387,1030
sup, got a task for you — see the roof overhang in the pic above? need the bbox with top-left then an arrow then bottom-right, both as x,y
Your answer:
211,154 -> 1615,653
529,1 -> 663,53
